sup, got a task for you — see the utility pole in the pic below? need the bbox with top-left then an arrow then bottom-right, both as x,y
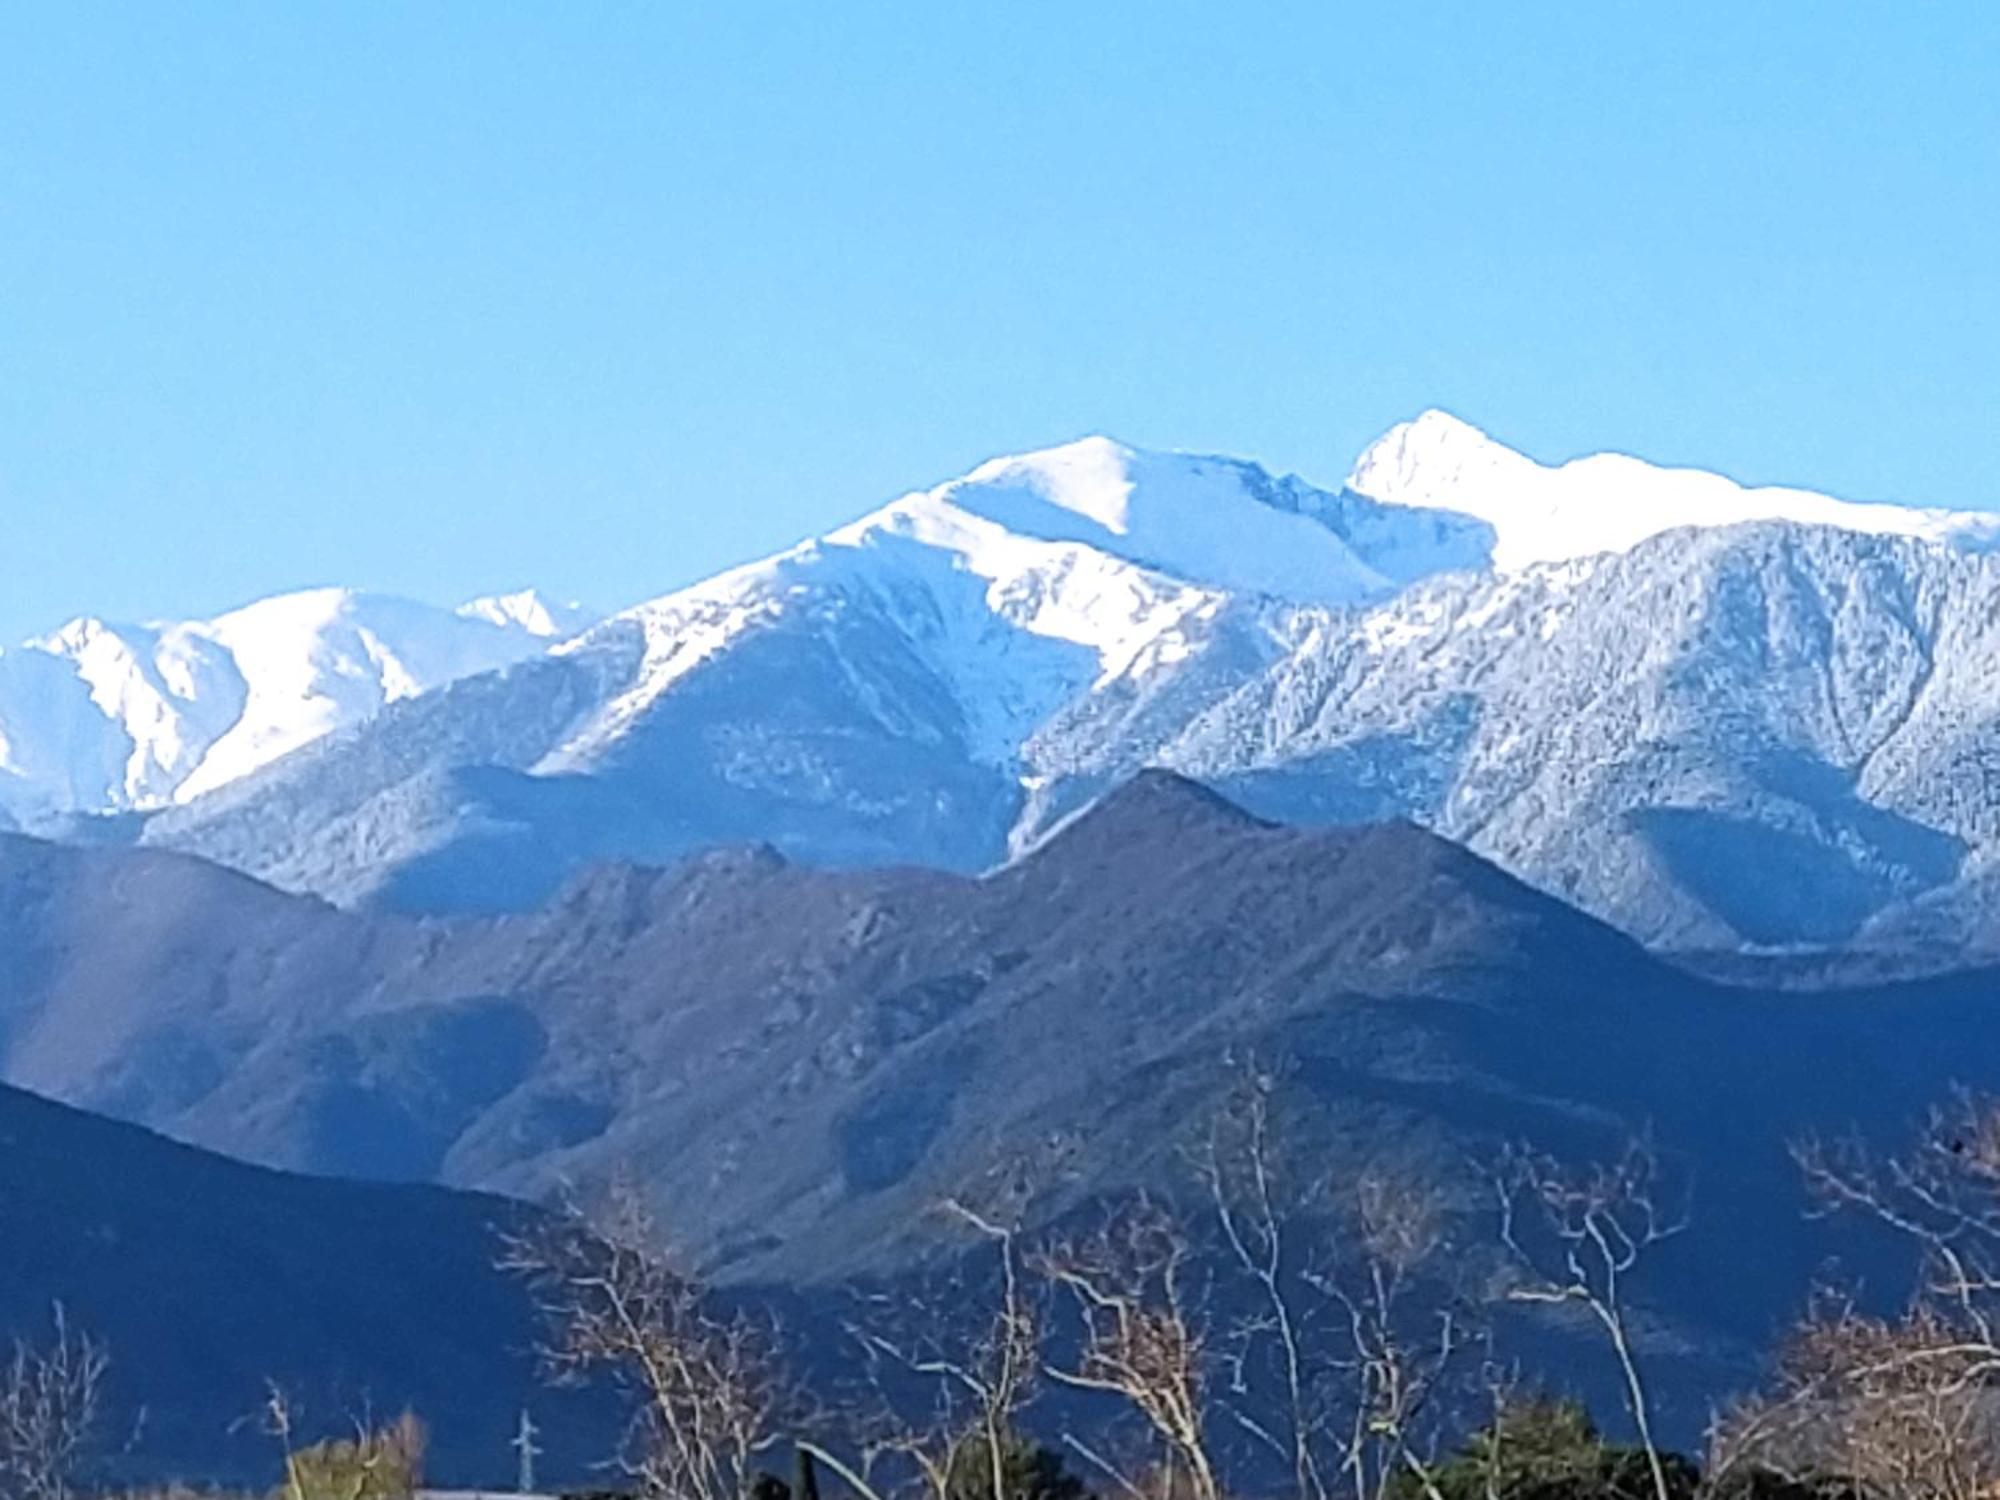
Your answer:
512,1408 -> 542,1495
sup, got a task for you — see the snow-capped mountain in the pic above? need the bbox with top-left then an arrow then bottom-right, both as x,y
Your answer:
537,436 -> 1494,774
455,588 -> 599,639
1348,410 -> 2000,569
1149,524 -> 2000,948
136,439 -> 1488,909
0,587 -> 594,825
79,412 -> 2000,950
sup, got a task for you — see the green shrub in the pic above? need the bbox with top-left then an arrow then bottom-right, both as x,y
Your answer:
1391,1398 -> 1699,1500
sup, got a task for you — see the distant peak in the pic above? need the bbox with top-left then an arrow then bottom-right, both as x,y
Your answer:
207,586 -> 367,632
1403,408 -> 1500,445
1030,769 -> 1271,864
1343,409 -> 1995,570
31,615 -> 110,652
457,589 -> 598,639
1345,410 -> 1532,512
950,434 -> 1143,535
964,433 -> 1135,478
835,432 -> 1411,608
1116,766 -> 1266,817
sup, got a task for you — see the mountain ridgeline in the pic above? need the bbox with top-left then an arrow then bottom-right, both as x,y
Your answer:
11,416 -> 2000,1474
8,771 -> 2000,1448
0,415 -> 1987,953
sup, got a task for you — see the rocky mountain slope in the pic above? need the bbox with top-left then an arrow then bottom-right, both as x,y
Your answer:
1154,522 -> 2000,948
8,774 -> 2000,1439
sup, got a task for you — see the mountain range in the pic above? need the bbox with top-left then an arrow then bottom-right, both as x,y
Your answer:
11,411 -> 2000,1471
12,412 -> 2000,952
0,586 -> 594,826
5,771 -> 2000,1446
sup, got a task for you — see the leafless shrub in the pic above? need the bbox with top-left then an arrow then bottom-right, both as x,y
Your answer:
0,1306 -> 107,1500
1711,1093 -> 2000,1499
1036,1198 -> 1219,1500
501,1183 -> 784,1500
258,1385 -> 428,1500
1709,1292 -> 2000,1500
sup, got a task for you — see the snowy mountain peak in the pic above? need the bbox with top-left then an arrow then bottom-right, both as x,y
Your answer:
30,613 -> 123,654
842,435 -> 1474,607
1347,410 -> 2000,570
538,437 -> 1501,784
954,434 -> 1143,534
457,589 -> 598,639
1354,406 -> 1510,473
1345,410 -> 1532,518
0,585 -> 578,823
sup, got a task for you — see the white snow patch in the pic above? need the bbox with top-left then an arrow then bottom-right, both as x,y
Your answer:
457,589 -> 599,639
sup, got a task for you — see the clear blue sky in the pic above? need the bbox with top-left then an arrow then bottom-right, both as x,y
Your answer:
2,2 -> 1994,640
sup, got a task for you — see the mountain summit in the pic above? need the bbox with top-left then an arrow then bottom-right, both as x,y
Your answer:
1347,408 -> 2000,569
840,433 -> 1495,605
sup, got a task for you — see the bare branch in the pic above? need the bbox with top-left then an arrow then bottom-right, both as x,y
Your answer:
500,1183 -> 783,1500
1492,1138 -> 1682,1500
0,1306 -> 107,1500
1036,1198 -> 1220,1500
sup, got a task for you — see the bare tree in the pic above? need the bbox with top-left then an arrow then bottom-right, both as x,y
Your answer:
1461,1358 -> 1525,1500
1708,1093 -> 2000,1499
1036,1199 -> 1220,1500
264,1384 -> 308,1500
0,1306 -> 106,1500
501,1184 -> 783,1500
845,1199 -> 1042,1500
1197,1080 -> 1326,1500
1492,1139 -> 1684,1500
1197,1075 -> 1462,1500
1307,1174 -> 1459,1500
1712,1294 -> 1998,1500
1794,1092 -> 2000,1352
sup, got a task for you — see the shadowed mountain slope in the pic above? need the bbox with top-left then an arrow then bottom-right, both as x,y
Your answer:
9,773 -> 2000,1444
0,1080 -> 613,1486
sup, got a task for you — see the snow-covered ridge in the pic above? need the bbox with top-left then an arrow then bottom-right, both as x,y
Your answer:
0,586 -> 595,821
537,435 -> 1495,772
118,414 -> 2000,950
17,412 -> 2000,852
1350,409 -> 2000,569
880,434 -> 1490,605
457,588 -> 598,638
